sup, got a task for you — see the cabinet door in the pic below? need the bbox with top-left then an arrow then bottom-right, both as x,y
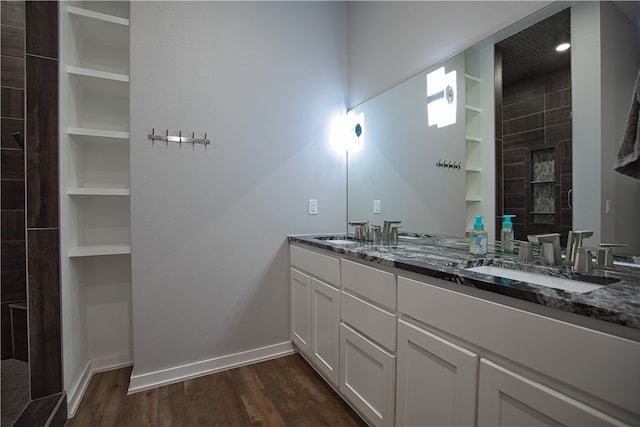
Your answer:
340,323 -> 396,426
478,359 -> 629,427
396,320 -> 478,427
291,268 -> 311,356
311,278 -> 340,386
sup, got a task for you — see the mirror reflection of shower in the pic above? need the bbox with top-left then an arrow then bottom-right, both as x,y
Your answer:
494,8 -> 572,244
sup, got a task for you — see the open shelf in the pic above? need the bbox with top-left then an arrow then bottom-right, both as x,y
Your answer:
66,5 -> 129,76
68,187 -> 130,196
67,127 -> 129,143
68,244 -> 131,258
68,66 -> 129,98
465,136 -> 482,143
67,5 -> 129,26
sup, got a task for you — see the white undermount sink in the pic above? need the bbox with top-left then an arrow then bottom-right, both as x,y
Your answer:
465,266 -> 614,294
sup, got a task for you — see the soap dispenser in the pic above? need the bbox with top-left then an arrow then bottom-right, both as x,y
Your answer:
469,215 -> 488,256
501,215 -> 516,254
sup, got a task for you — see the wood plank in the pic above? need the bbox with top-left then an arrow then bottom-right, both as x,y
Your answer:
69,354 -> 366,427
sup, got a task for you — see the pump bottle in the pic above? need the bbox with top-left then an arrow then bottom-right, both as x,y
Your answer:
469,215 -> 488,256
501,215 -> 516,254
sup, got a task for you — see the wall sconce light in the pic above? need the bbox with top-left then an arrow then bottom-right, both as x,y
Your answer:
331,112 -> 364,154
427,66 -> 457,128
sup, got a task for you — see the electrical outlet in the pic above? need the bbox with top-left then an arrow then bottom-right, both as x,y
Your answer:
309,199 -> 318,215
373,199 -> 381,214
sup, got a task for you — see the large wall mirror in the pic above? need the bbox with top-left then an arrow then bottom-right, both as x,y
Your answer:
347,1 -> 640,254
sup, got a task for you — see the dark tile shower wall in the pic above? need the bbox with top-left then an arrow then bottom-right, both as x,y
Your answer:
1,0 -> 27,361
1,1 -> 65,424
25,0 -> 63,401
498,67 -> 572,243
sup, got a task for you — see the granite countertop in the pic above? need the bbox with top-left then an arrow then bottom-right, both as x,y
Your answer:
288,233 -> 640,331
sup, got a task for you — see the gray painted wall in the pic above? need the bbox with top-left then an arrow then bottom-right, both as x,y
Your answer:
129,1 -> 348,375
600,1 -> 640,253
573,1 -> 640,254
348,53 -> 466,236
347,1 -> 552,109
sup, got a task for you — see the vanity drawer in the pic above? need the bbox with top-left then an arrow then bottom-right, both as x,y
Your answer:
290,245 -> 340,286
341,259 -> 396,310
341,291 -> 396,352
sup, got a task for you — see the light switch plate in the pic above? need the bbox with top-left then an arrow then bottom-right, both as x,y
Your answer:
309,199 -> 318,215
373,199 -> 381,214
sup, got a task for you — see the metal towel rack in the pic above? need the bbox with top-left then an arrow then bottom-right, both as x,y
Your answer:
147,129 -> 211,147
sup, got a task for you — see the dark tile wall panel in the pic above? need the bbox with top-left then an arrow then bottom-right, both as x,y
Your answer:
1,25 -> 25,58
13,393 -> 61,427
503,129 -> 544,150
49,394 -> 68,427
25,1 -> 58,59
1,87 -> 24,118
2,3 -> 64,420
1,241 -> 26,272
2,271 -> 27,302
503,112 -> 544,135
546,88 -> 571,109
1,56 -> 24,88
498,66 -> 572,242
1,0 -> 28,364
1,1 -> 25,28
11,304 -> 28,361
27,229 -> 62,399
1,148 -> 25,179
1,118 -> 24,148
503,76 -> 545,107
1,210 -> 25,241
1,303 -> 11,359
1,179 -> 25,209
502,95 -> 544,121
494,47 -> 504,240
26,55 -> 58,229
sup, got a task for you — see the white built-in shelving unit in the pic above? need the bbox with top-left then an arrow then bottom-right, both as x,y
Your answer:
464,47 -> 496,239
464,70 -> 483,233
60,1 -> 133,410
62,0 -> 131,256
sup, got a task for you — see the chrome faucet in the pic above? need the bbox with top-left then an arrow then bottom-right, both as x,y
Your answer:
565,230 -> 594,266
595,243 -> 628,269
349,221 -> 369,241
527,233 -> 562,266
382,220 -> 402,242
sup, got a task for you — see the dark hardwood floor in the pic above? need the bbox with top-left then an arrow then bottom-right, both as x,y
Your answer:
68,353 -> 367,426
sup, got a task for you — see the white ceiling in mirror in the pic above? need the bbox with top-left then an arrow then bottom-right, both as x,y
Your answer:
347,1 -> 554,109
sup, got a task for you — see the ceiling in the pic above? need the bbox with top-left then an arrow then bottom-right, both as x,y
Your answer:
497,2 -> 640,88
497,8 -> 571,87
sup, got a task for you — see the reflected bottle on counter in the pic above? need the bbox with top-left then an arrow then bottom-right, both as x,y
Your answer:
470,215 -> 488,256
501,214 -> 516,254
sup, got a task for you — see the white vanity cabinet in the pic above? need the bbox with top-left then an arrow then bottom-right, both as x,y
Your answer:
397,275 -> 640,427
290,245 -> 341,386
339,259 -> 397,426
290,241 -> 639,426
396,319 -> 478,426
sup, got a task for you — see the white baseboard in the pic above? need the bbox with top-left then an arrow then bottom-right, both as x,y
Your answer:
66,360 -> 92,418
67,351 -> 133,417
127,341 -> 294,395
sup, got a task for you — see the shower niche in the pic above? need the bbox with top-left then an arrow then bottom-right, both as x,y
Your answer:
531,148 -> 556,225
